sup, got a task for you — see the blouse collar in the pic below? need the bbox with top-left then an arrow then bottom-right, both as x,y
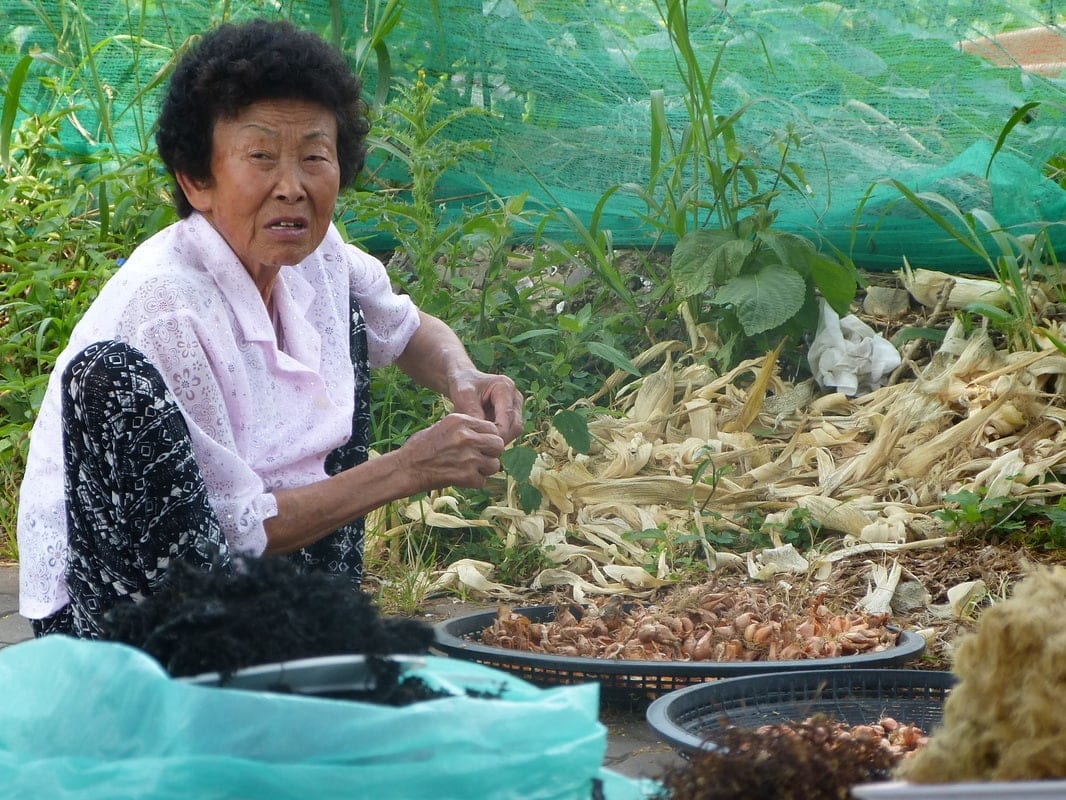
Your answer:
179,212 -> 321,368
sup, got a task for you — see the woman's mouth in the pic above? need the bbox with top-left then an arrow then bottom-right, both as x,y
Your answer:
268,219 -> 307,231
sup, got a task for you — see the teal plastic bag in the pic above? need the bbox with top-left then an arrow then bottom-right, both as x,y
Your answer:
0,637 -> 658,799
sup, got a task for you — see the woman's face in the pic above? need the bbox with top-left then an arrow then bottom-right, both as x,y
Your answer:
177,98 -> 340,288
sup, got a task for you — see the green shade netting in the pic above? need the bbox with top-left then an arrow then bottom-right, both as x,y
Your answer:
3,0 -> 1066,270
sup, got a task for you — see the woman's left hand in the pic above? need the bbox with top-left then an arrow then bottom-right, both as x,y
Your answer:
396,312 -> 525,444
448,369 -> 524,444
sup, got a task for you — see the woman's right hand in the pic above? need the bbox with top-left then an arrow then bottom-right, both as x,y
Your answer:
266,414 -> 506,555
398,412 -> 506,491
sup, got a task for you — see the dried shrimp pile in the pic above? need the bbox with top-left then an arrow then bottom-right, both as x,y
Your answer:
480,584 -> 900,662
759,716 -> 929,760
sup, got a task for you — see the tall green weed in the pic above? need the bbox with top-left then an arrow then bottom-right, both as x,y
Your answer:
619,0 -> 861,371
0,109 -> 175,556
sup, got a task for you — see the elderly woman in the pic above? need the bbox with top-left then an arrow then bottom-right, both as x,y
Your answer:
17,19 -> 523,639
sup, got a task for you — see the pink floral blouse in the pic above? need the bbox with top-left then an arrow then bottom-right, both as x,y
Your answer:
17,212 -> 419,618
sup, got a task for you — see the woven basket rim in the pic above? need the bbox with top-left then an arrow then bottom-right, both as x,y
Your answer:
645,667 -> 956,753
432,604 -> 927,686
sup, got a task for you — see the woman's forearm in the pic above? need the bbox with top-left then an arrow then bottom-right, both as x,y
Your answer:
394,311 -> 478,395
396,312 -> 524,443
262,411 -> 507,554
263,449 -> 418,554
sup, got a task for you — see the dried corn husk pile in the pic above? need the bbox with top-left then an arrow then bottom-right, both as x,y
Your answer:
370,309 -> 1066,611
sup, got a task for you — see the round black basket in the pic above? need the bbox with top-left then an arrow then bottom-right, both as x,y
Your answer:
646,668 -> 955,754
432,605 -> 927,701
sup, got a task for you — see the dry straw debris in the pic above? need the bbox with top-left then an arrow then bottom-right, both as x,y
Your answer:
371,317 -> 1066,608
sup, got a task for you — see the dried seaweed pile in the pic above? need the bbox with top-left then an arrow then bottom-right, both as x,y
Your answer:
404,315 -> 1066,606
654,714 -> 901,800
103,556 -> 434,679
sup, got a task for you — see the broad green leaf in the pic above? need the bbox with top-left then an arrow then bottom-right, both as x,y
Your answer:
810,253 -> 858,315
557,314 -> 584,334
711,263 -> 806,335
467,340 -> 495,365
587,341 -> 640,376
756,229 -> 814,273
501,445 -> 538,482
709,239 -> 755,286
671,229 -> 749,296
517,483 -> 543,514
552,409 -> 591,454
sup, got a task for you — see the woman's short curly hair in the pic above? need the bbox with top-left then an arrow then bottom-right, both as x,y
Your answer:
156,19 -> 370,218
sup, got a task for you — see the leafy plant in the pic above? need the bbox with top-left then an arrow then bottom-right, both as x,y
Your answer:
671,215 -> 860,369
936,489 -> 1024,533
635,0 -> 861,370
344,70 -> 500,315
934,487 -> 1066,551
366,519 -> 439,616
503,409 -> 591,514
0,70 -> 177,553
869,100 -> 1066,352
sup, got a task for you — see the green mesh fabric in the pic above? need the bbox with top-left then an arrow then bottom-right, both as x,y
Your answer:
4,0 -> 1066,270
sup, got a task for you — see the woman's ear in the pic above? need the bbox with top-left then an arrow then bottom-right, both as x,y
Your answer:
175,172 -> 214,214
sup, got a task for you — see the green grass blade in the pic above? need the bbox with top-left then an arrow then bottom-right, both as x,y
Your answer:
373,41 -> 393,108
650,88 -> 667,178
2,55 -> 34,172
98,175 -> 109,240
986,101 -> 1040,179
881,179 -> 991,263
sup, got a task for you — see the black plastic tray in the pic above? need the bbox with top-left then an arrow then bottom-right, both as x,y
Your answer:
432,605 -> 927,699
646,668 -> 955,753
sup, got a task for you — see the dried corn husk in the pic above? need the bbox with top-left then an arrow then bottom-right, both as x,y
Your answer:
368,321 -> 1066,606
400,497 -> 491,529
900,260 -> 1010,309
932,579 -> 989,620
747,544 -> 810,580
797,495 -> 872,537
428,559 -> 526,600
858,559 -> 903,614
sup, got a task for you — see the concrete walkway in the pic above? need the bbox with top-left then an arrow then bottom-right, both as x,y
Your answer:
0,561 -> 681,782
0,563 -> 32,647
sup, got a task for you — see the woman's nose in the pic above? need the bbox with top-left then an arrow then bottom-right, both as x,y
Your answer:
274,162 -> 307,202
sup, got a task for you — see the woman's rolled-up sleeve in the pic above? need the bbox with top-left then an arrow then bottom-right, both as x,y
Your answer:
345,246 -> 421,368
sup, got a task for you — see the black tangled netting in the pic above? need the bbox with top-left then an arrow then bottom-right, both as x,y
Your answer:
101,556 -> 435,691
